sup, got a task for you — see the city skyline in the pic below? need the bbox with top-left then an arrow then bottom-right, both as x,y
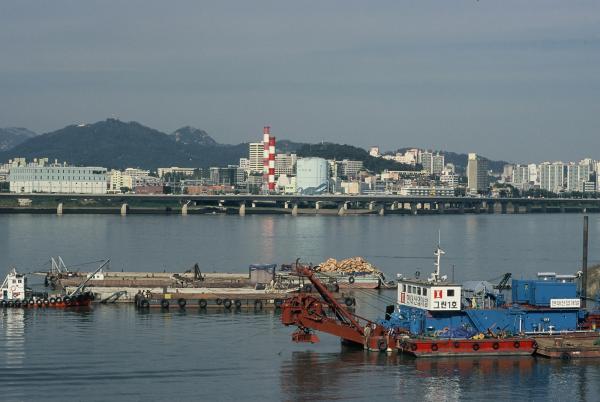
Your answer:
1,1 -> 599,162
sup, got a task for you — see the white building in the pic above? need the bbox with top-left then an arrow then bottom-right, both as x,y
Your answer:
10,165 -> 107,194
466,153 -> 489,194
539,162 -> 565,193
239,158 -> 250,171
275,153 -> 297,176
340,160 -> 364,178
369,146 -> 380,157
157,167 -> 195,178
399,186 -> 455,197
296,157 -> 329,194
528,163 -> 539,184
512,164 -> 530,186
565,159 -> 593,192
439,171 -> 459,188
341,181 -> 363,195
248,142 -> 264,172
431,153 -> 444,175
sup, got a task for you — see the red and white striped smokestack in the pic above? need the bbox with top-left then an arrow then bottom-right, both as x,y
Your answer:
268,136 -> 276,190
263,126 -> 270,186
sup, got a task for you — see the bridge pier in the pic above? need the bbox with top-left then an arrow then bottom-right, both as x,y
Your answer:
368,201 -> 376,211
378,205 -> 385,216
525,204 -> 532,214
292,203 -> 298,216
410,203 -> 417,215
181,202 -> 189,216
251,202 -> 256,208
337,202 -> 346,216
390,202 -> 398,211
120,203 -> 128,216
284,201 -> 289,209
239,202 -> 246,216
57,202 -> 63,216
458,203 -> 465,214
501,202 -> 508,214
486,201 -> 494,214
315,201 -> 321,211
438,202 -> 445,214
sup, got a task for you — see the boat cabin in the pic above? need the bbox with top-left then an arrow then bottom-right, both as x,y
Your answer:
397,244 -> 462,312
1,269 -> 27,301
398,279 -> 462,311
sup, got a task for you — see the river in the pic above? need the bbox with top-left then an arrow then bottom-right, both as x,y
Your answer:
1,214 -> 599,401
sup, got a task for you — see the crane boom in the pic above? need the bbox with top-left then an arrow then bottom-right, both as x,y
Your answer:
281,263 -> 390,350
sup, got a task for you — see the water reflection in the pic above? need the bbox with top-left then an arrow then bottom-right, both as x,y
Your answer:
1,308 -> 25,367
279,348 -> 598,401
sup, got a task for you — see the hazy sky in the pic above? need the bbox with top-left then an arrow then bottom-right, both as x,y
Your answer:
1,1 -> 599,162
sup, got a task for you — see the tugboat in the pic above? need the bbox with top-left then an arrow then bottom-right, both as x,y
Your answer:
0,260 -> 107,308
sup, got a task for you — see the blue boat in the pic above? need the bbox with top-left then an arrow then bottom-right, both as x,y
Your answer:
381,245 -> 587,337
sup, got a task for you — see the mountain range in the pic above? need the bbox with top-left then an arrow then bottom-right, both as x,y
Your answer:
0,127 -> 37,151
0,119 -> 507,172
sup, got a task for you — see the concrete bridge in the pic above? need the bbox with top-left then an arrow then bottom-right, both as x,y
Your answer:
1,193 -> 600,216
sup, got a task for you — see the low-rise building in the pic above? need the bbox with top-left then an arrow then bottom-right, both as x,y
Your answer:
340,181 -> 363,195
157,167 -> 195,178
399,186 -> 455,197
440,171 -> 459,188
9,165 -> 107,194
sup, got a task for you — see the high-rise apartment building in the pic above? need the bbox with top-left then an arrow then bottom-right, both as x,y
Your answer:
512,164 -> 530,186
275,153 -> 297,176
421,151 -> 433,174
420,151 -> 444,174
248,142 -> 264,172
431,153 -> 444,175
467,153 -> 489,193
528,164 -> 539,184
539,162 -> 565,193
566,160 -> 592,192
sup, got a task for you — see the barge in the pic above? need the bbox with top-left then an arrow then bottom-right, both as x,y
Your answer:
281,243 -> 600,358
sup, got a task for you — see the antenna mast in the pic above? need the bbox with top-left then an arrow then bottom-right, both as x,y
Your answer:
433,230 -> 445,282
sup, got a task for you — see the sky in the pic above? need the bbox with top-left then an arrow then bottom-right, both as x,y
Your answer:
0,0 -> 599,163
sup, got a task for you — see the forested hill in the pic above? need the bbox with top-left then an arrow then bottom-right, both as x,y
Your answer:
297,143 -> 417,171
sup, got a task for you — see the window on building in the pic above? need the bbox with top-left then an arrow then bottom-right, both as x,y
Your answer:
423,288 -> 428,296
417,287 -> 421,295
447,289 -> 455,297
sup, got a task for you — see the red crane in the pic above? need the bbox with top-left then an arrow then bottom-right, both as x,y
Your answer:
281,263 -> 392,351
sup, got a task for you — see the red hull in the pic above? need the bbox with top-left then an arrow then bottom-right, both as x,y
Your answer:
396,338 -> 536,357
2,294 -> 94,309
20,300 -> 92,308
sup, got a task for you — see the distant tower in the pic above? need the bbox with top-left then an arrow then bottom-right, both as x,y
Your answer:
268,135 -> 276,191
262,126 -> 276,192
263,126 -> 270,190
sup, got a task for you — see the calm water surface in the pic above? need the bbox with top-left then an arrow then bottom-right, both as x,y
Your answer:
1,214 -> 600,401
